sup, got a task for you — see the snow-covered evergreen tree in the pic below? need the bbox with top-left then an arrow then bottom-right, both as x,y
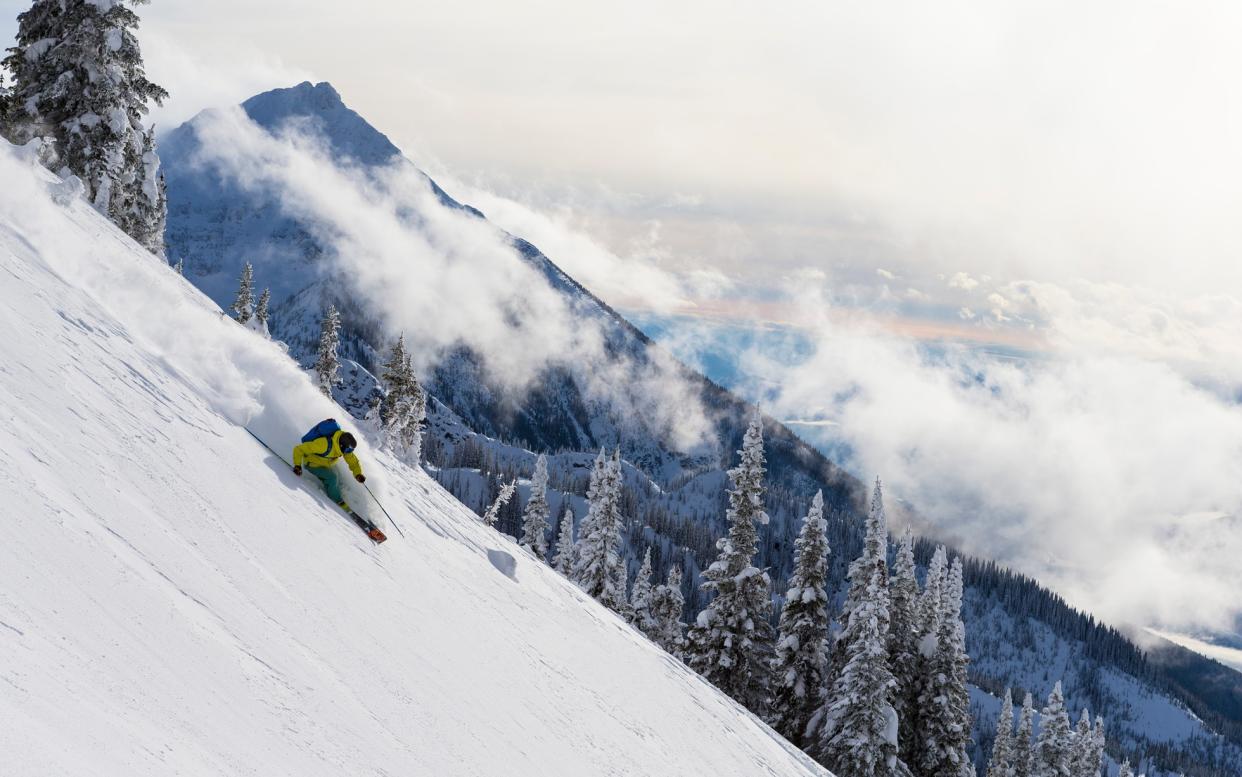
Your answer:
685,412 -> 775,715
1013,693 -> 1035,777
231,262 -> 254,323
889,528 -> 921,764
611,556 -> 633,622
255,288 -> 271,330
811,477 -> 910,777
918,546 -> 949,654
1117,762 -> 1133,777
519,454 -> 551,561
571,451 -> 605,580
909,542 -> 949,766
0,74 -> 11,133
1069,710 -> 1092,777
482,479 -> 516,528
1089,719 -> 1107,777
553,507 -> 575,575
918,557 -> 972,777
118,125 -> 164,253
376,333 -> 427,462
3,0 -> 168,253
649,565 -> 686,659
629,548 -> 657,635
313,304 -> 341,396
572,449 -> 626,611
172,256 -> 183,275
987,690 -> 1015,777
1033,682 -> 1073,777
769,489 -> 831,748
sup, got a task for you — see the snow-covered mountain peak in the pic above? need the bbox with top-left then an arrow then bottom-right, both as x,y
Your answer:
240,80 -> 402,166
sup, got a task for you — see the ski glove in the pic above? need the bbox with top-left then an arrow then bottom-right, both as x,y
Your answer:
293,465 -> 302,476
355,474 -> 366,483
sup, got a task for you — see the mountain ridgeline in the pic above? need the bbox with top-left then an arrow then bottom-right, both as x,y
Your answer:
161,82 -> 1242,776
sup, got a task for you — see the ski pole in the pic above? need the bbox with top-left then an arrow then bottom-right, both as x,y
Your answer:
244,427 -> 294,468
363,483 -> 406,539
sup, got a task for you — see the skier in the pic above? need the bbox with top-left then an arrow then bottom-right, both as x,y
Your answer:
292,420 -> 386,543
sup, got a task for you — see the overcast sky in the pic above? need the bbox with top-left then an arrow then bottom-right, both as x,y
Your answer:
9,0 -> 1242,304
4,1 -> 1242,635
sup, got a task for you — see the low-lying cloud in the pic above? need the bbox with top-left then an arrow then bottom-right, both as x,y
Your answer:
183,107 -> 716,455
745,278 -> 1242,633
428,177 -> 733,315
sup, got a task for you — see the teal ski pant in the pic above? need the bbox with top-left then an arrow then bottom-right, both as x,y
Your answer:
307,464 -> 351,512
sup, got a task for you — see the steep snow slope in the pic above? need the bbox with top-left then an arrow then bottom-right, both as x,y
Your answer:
0,143 -> 828,776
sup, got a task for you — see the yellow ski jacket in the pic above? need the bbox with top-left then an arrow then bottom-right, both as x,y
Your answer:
293,430 -> 363,476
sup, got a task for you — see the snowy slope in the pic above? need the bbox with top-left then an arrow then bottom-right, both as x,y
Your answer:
0,142 -> 828,776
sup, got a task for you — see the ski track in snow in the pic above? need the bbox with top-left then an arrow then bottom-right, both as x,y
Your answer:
0,143 -> 829,775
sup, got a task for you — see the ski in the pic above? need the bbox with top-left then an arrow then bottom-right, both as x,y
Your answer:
348,511 -> 387,544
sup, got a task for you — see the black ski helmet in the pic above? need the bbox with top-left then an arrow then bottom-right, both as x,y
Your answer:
339,432 -> 357,452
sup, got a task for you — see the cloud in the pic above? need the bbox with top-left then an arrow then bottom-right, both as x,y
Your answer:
948,272 -> 980,292
181,107 -> 716,454
1000,280 -> 1242,393
428,175 -> 731,313
745,278 -> 1242,633
65,0 -> 1237,305
140,26 -> 315,132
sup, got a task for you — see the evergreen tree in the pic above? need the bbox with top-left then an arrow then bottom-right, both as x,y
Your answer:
231,262 -> 254,323
378,333 -> 409,425
889,529 -> 921,764
908,542 -> 949,768
610,556 -> 634,623
812,477 -> 909,777
918,546 -> 949,655
986,690 -> 1015,777
770,489 -> 831,748
4,0 -> 168,252
629,547 -> 657,635
255,288 -> 271,329
649,565 -> 686,659
1013,693 -> 1035,777
1033,682 -> 1073,777
482,479 -> 516,528
519,454 -> 551,561
313,304 -> 341,396
1117,762 -> 1133,777
1069,710 -> 1091,777
572,449 -> 626,611
377,333 -> 428,462
172,256 -> 183,275
571,452 -> 605,583
118,125 -> 164,252
0,73 -> 11,132
685,412 -> 775,715
918,557 -> 973,777
553,507 -> 576,575
1089,719 -> 1107,777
